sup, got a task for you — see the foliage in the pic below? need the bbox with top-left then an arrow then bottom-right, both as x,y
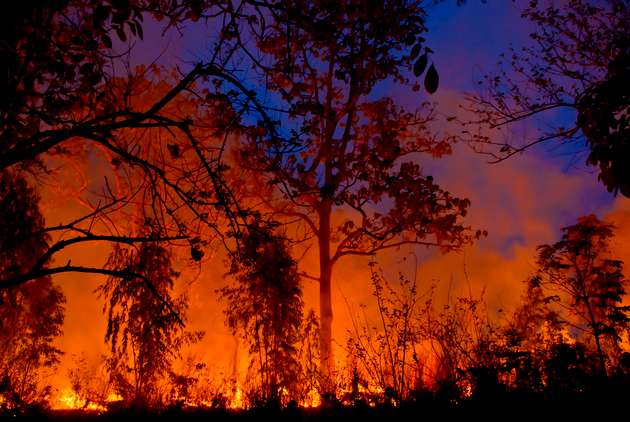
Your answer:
165,356 -> 236,408
0,170 -> 51,283
525,214 -> 630,375
463,0 -> 630,196
296,309 -> 322,406
0,170 -> 66,406
0,0 -> 227,174
578,35 -> 630,196
496,280 -> 563,393
218,230 -> 304,405
418,281 -> 497,397
67,353 -> 112,409
0,0 -> 275,290
344,260 -> 424,404
97,241 -> 204,407
234,0 -> 481,375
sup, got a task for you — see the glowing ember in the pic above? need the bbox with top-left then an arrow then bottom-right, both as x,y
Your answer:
301,387 -> 321,408
51,388 -> 122,412
227,383 -> 244,409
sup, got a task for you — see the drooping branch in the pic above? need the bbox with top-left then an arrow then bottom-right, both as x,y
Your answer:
3,265 -> 184,328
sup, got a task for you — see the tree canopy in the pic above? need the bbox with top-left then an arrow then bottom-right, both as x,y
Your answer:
526,214 -> 630,375
463,0 -> 630,196
0,0 -> 479,393
0,0 -> 270,290
0,171 -> 66,405
97,241 -> 203,407
233,0 -> 481,375
219,230 -> 304,404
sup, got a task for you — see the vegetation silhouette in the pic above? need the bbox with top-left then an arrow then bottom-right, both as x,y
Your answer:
219,229 -> 304,406
463,0 -> 630,196
233,0 -> 483,378
2,0 -> 630,419
0,171 -> 66,409
97,240 -> 204,408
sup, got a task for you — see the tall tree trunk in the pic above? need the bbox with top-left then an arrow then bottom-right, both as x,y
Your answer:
584,296 -> 607,376
318,200 -> 334,380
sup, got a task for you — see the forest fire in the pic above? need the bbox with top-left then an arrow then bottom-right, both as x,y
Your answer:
51,389 -> 122,412
3,0 -> 630,420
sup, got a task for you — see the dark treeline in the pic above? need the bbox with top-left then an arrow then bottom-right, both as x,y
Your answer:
4,214 -> 630,418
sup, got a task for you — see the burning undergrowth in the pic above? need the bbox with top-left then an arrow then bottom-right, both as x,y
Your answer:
4,216 -> 630,419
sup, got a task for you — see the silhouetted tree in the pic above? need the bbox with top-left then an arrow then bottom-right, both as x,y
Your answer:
0,170 -> 66,405
464,0 -> 630,196
97,241 -> 203,407
0,0 -> 275,291
498,277 -> 563,392
526,214 -> 630,375
219,230 -> 303,404
235,0 -> 482,376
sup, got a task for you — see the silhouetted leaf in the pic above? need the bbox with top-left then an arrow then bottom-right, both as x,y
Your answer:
71,53 -> 86,63
136,22 -> 143,40
191,246 -> 203,261
409,43 -> 422,61
79,62 -> 94,75
424,64 -> 439,94
90,73 -> 102,85
93,6 -> 111,28
413,53 -> 428,77
102,34 -> 112,49
111,0 -> 130,9
115,27 -> 127,42
112,8 -> 132,25
167,144 -> 180,159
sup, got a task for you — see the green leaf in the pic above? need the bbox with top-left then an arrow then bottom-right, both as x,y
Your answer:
424,64 -> 439,94
413,53 -> 428,77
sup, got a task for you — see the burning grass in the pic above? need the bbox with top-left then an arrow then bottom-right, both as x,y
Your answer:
5,218 -> 630,419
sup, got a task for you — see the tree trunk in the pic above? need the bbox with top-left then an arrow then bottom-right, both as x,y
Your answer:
584,296 -> 607,376
318,200 -> 334,380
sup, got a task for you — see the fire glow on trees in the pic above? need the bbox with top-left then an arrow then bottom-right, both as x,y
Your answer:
2,0 -> 630,416
233,0 -> 483,379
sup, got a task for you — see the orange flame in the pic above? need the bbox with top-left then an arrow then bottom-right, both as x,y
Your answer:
51,388 -> 123,412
